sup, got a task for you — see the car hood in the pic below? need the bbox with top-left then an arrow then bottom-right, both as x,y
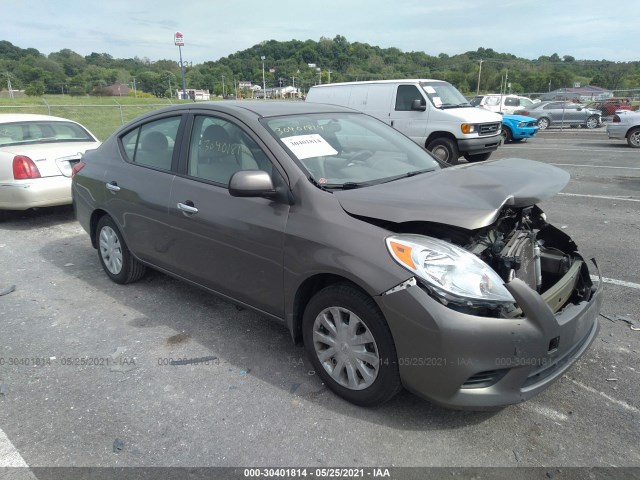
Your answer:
444,107 -> 502,123
503,114 -> 537,123
334,158 -> 569,230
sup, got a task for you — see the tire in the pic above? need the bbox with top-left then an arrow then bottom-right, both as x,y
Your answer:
96,215 -> 146,284
464,152 -> 492,162
585,115 -> 599,129
302,283 -> 402,406
501,126 -> 512,143
628,127 -> 640,148
426,137 -> 459,164
537,117 -> 550,130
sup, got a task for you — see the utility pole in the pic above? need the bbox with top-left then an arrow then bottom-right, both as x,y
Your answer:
476,59 -> 483,95
222,75 -> 225,98
132,77 -> 137,97
6,73 -> 14,99
261,56 -> 266,99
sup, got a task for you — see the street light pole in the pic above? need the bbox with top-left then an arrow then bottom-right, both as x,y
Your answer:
476,59 -> 483,95
261,56 -> 266,99
174,32 -> 187,100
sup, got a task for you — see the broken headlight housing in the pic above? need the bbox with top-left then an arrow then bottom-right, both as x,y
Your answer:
386,234 -> 516,306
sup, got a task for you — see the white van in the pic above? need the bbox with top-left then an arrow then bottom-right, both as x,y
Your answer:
306,79 -> 502,163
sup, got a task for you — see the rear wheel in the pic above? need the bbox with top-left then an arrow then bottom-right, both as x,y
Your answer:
96,216 -> 146,284
426,137 -> 458,164
302,283 -> 401,406
537,117 -> 550,130
628,127 -> 640,148
585,115 -> 599,129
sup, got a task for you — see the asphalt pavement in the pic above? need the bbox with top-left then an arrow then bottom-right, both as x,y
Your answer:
0,127 -> 639,476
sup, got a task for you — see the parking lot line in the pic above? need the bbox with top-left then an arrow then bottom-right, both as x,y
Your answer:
558,192 -> 640,203
0,427 -> 28,468
501,146 -> 639,153
552,164 -> 640,171
591,275 -> 640,290
568,378 -> 640,415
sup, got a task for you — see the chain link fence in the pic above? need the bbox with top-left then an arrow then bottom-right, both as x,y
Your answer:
0,101 -> 177,140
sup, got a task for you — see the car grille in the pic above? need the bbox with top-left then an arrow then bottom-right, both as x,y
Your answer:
479,122 -> 501,136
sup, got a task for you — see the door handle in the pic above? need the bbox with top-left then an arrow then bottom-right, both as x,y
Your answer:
105,181 -> 120,192
177,202 -> 198,214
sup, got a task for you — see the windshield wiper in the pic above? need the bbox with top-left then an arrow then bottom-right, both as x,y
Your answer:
308,176 -> 329,191
324,181 -> 372,190
380,168 -> 436,184
440,103 -> 471,109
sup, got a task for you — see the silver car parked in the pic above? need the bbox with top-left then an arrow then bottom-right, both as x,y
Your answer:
72,102 -> 602,409
514,101 -> 602,130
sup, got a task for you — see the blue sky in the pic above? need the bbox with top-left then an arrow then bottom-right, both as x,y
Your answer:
5,0 -> 638,63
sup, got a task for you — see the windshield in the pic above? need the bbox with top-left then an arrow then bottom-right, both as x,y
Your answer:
421,81 -> 470,109
262,113 -> 442,188
0,121 -> 95,147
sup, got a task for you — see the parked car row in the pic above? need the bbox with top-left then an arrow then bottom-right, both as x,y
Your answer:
513,101 -> 602,130
470,94 -> 537,115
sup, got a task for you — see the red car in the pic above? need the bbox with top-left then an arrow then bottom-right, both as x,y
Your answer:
589,98 -> 633,117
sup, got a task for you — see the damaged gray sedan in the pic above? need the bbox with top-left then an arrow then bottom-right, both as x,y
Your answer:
72,102 -> 602,408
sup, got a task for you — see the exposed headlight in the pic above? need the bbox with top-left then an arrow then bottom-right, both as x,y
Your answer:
386,234 -> 515,305
517,122 -> 526,127
461,123 -> 476,134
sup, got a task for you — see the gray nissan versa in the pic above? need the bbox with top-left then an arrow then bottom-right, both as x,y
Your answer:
72,102 -> 602,408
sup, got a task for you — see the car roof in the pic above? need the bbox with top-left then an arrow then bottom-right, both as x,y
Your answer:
310,79 -> 448,88
0,113 -> 85,124
126,101 -> 359,123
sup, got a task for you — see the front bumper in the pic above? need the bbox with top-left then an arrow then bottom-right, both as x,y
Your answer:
0,176 -> 71,210
511,126 -> 539,140
457,134 -> 502,155
376,267 -> 602,409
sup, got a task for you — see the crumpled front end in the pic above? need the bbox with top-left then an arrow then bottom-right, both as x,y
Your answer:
374,204 -> 602,408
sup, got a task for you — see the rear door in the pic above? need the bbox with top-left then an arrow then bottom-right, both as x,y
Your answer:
103,114 -> 184,270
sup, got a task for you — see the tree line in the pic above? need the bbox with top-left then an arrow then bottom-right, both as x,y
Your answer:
1,36 -> 639,98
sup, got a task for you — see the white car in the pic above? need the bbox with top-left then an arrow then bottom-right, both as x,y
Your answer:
470,94 -> 536,115
607,110 -> 640,148
0,114 -> 100,213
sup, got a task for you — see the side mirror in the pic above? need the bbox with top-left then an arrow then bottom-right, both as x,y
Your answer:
411,99 -> 427,111
228,170 -> 276,198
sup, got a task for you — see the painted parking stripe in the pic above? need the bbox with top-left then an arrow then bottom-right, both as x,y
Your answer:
557,192 -> 640,203
591,275 -> 640,290
552,163 -> 640,171
568,378 -> 640,415
501,146 -> 639,153
0,427 -> 28,468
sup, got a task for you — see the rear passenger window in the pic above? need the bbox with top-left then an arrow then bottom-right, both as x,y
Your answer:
120,117 -> 181,171
505,97 -> 519,106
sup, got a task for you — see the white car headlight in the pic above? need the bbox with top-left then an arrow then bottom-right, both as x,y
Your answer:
386,234 -> 515,305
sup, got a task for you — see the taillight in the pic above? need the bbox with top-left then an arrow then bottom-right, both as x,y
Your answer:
520,111 -> 530,116
612,115 -> 621,123
12,155 -> 41,180
72,161 -> 86,176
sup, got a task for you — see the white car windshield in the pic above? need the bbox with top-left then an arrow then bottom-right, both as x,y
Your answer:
263,113 -> 442,189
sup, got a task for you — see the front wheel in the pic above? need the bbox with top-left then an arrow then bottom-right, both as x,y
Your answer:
585,115 -> 599,129
537,117 -> 550,130
463,152 -> 492,162
96,216 -> 146,284
628,127 -> 640,148
501,126 -> 512,143
426,137 -> 459,164
302,283 -> 402,406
